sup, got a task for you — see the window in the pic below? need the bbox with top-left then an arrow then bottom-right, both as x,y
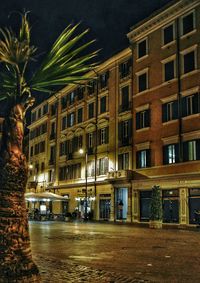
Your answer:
87,132 -> 94,149
68,91 -> 75,105
59,164 -> 81,180
163,144 -> 179,164
182,11 -> 195,36
30,146 -> 34,157
60,141 -> 66,156
31,112 -> 36,123
50,146 -> 56,163
77,108 -> 83,123
136,109 -> 150,129
183,140 -> 200,161
137,38 -> 148,59
61,96 -> 67,110
98,127 -> 109,145
41,162 -> 45,172
183,50 -> 195,74
163,23 -> 174,45
138,72 -> 147,93
38,108 -> 41,119
98,157 -> 109,175
50,122 -> 56,139
62,116 -> 67,130
73,136 -> 83,152
43,103 -> 48,115
88,102 -> 94,119
118,119 -> 132,146
120,86 -> 130,112
77,87 -> 84,100
87,80 -> 96,95
118,153 -> 129,170
88,160 -> 95,177
100,96 -> 106,113
67,112 -> 75,127
136,149 -> 151,168
119,59 -> 131,78
164,60 -> 175,81
99,72 -> 109,89
182,93 -> 199,117
51,103 -> 57,116
162,100 -> 178,122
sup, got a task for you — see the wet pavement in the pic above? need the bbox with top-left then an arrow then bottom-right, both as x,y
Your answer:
29,221 -> 200,282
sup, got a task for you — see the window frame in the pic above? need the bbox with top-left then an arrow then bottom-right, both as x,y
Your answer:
137,37 -> 148,60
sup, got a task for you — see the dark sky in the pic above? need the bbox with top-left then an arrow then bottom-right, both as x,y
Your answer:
0,0 -> 172,62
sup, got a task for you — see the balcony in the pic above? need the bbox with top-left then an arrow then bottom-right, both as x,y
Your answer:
107,170 -> 133,181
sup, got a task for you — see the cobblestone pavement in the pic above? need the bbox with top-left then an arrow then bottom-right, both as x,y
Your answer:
30,222 -> 200,283
35,254 -> 150,283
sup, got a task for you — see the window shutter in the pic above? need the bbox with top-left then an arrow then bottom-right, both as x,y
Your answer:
118,154 -> 123,170
145,109 -> 150,127
163,145 -> 168,165
183,142 -> 188,161
196,139 -> 200,160
182,97 -> 187,117
193,94 -> 199,114
136,112 -> 140,130
136,151 -> 141,168
118,122 -> 122,145
146,149 -> 151,167
105,158 -> 109,173
96,159 -> 100,175
172,100 -> 178,120
175,143 -> 179,163
106,127 -> 109,144
162,104 -> 167,122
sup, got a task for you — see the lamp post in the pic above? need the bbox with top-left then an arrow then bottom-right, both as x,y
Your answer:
79,148 -> 88,221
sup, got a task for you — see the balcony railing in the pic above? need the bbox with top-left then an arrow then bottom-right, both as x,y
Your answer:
107,170 -> 133,181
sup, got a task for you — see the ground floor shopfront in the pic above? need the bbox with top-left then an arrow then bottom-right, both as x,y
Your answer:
28,175 -> 200,226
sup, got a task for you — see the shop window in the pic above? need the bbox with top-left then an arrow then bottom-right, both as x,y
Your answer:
162,100 -> 178,122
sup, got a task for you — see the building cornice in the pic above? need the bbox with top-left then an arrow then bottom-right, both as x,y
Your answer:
127,0 -> 200,42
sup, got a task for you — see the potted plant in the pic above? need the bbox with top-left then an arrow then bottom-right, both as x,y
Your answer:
149,185 -> 163,229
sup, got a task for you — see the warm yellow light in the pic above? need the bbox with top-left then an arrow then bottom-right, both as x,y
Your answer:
29,164 -> 33,169
79,148 -> 84,154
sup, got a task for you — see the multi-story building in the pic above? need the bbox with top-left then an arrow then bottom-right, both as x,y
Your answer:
28,47 -> 132,220
28,0 -> 200,226
127,0 -> 200,225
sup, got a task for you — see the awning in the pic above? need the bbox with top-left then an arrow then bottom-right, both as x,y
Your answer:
25,192 -> 69,201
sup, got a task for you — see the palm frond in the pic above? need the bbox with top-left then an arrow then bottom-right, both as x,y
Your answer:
30,24 -> 98,93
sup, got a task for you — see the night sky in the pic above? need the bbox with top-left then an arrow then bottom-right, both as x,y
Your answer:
0,0 -> 172,62
0,0 -> 173,113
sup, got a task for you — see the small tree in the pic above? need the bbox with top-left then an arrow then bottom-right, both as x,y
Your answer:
150,185 -> 162,221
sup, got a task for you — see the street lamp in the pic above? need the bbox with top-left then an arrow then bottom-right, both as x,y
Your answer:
79,148 -> 88,221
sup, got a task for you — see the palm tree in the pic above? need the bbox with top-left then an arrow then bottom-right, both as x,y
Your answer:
0,13 -> 98,282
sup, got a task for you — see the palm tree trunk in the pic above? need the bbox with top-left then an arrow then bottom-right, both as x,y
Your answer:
0,103 -> 40,282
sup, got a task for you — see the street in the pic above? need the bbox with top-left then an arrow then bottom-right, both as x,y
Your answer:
29,222 -> 200,283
